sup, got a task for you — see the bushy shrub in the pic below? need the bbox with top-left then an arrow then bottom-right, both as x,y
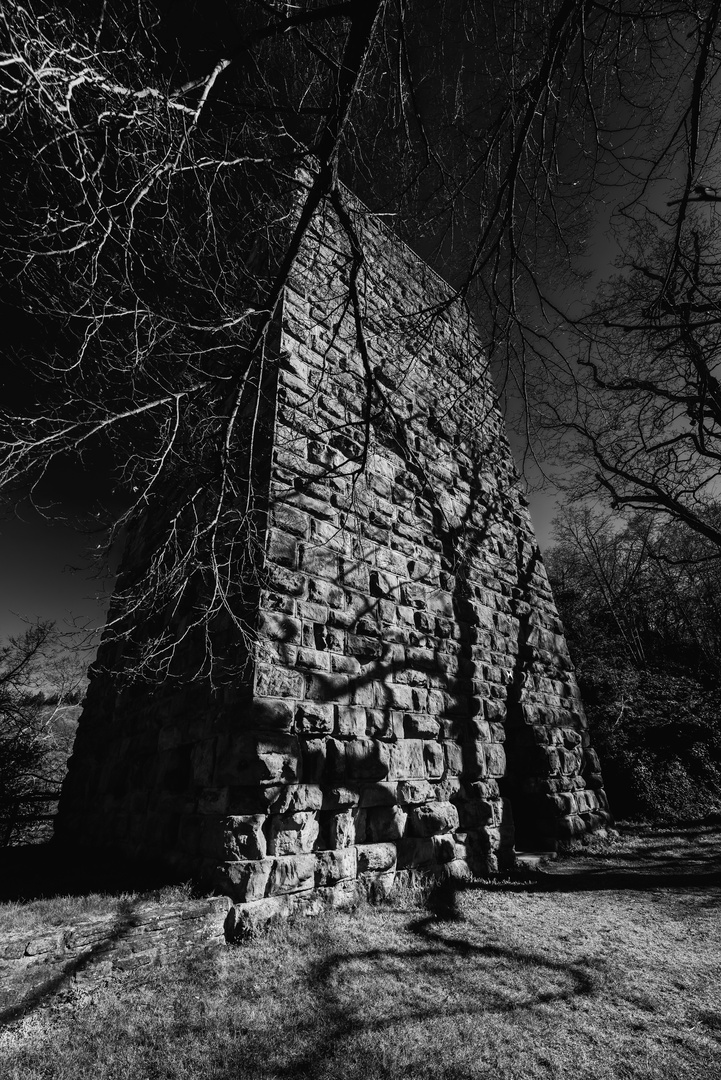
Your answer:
577,661 -> 721,821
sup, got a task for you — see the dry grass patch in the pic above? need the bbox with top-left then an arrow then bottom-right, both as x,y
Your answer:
2,875 -> 720,1080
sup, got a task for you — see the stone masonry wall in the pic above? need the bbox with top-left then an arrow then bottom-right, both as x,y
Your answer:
56,188 -> 609,914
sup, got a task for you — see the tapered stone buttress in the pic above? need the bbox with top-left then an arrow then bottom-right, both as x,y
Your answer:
56,186 -> 610,923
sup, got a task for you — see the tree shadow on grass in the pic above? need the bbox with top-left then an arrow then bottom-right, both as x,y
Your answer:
534,868 -> 721,892
218,905 -> 602,1080
532,822 -> 721,891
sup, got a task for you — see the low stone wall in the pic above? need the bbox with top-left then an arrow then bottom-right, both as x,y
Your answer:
0,896 -> 231,1018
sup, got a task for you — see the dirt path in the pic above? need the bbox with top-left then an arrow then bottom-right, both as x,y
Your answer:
535,821 -> 721,890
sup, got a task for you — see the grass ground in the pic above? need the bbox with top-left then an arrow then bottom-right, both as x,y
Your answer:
2,825 -> 721,1080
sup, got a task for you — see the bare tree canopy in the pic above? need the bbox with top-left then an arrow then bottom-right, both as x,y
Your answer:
3,0 -> 721,670
0,620 -> 83,844
547,217 -> 721,547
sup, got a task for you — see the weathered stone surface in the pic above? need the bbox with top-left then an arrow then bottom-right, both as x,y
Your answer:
356,842 -> 397,873
407,802 -> 460,838
267,854 -> 315,896
223,815 -> 267,860
359,781 -> 398,807
271,784 -> 324,814
328,808 -> 357,848
315,847 -> 357,886
268,811 -> 320,856
397,779 -> 435,805
296,702 -> 335,736
397,834 -> 455,869
367,805 -> 408,842
215,858 -> 273,902
345,739 -> 390,780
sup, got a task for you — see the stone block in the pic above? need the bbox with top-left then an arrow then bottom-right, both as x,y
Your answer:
396,833 -> 455,869
401,582 -> 427,608
584,748 -> 601,773
298,648 -> 330,673
561,727 -> 583,748
216,735 -> 301,788
469,716 -> 492,741
255,667 -> 304,701
407,801 -> 459,838
340,559 -> 370,591
483,699 -> 506,722
356,843 -> 397,873
315,848 -> 357,887
543,747 -> 561,776
296,702 -> 335,735
336,704 -> 367,737
322,785 -> 360,809
460,740 -> 488,778
299,544 -> 339,579
397,778 -> 435,805
387,739 -> 424,780
348,635 -> 382,659
443,741 -> 465,775
427,689 -> 446,715
223,815 -> 267,860
366,709 -> 400,740
251,697 -> 296,733
258,611 -> 302,645
358,781 -> 397,807
328,807 -> 357,848
296,600 -> 329,623
260,591 -> 293,617
290,492 -> 338,525
267,854 -> 315,896
332,654 -> 360,675
301,738 -> 328,783
556,813 -> 587,839
426,591 -> 454,617
305,672 -> 350,703
308,578 -> 345,608
485,743 -> 507,777
270,504 -> 310,538
367,805 -> 407,842
267,529 -> 297,568
271,784 -> 324,814
345,739 -> 390,780
403,714 -> 441,739
423,740 -> 444,779
375,547 -> 408,577
457,798 -> 494,830
268,811 -> 320,855
433,775 -> 462,802
214,858 -> 273,903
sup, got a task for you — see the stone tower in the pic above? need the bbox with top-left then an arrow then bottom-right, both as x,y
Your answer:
56,190 -> 609,920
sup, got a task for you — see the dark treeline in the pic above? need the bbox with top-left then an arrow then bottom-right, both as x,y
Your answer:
546,507 -> 721,822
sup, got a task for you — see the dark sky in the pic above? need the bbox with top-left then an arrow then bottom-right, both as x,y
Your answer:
0,507 -> 114,641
